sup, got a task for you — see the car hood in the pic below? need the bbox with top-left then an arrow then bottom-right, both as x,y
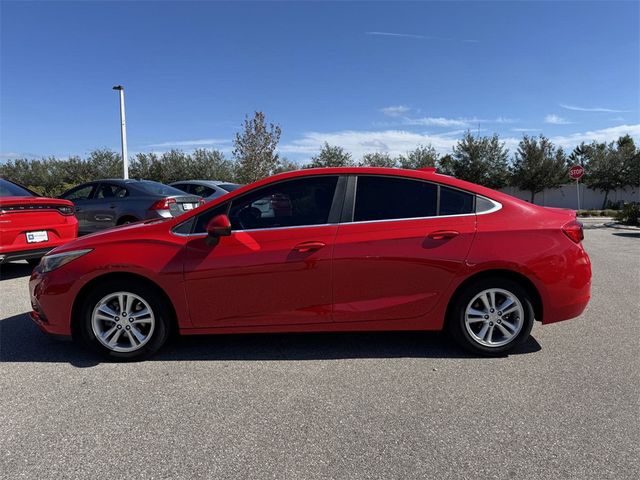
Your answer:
48,217 -> 173,255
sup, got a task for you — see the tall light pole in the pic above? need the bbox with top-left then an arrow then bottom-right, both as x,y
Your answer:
112,85 -> 129,179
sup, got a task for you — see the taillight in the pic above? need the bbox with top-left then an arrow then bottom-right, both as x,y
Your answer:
562,220 -> 584,244
149,198 -> 176,210
56,205 -> 74,215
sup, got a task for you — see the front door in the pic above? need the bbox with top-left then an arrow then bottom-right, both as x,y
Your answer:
182,175 -> 342,328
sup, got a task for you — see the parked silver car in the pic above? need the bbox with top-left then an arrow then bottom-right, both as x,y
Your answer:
169,180 -> 241,202
59,179 -> 202,234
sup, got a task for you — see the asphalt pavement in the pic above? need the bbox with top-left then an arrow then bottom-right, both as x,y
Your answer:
1,228 -> 638,479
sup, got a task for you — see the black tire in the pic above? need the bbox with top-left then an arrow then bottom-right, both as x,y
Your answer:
27,258 -> 41,268
117,216 -> 138,226
447,277 -> 534,356
77,278 -> 171,360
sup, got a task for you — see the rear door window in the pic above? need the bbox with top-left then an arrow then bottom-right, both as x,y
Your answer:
354,176 -> 437,222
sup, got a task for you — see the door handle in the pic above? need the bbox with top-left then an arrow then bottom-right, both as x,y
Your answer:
109,203 -> 116,209
427,230 -> 459,240
74,207 -> 82,212
293,241 -> 326,253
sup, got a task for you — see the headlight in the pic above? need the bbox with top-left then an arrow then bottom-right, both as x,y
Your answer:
40,249 -> 93,273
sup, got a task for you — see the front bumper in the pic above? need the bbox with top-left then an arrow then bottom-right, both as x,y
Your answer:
29,267 -> 76,336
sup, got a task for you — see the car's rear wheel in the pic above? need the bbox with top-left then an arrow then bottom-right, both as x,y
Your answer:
78,279 -> 170,360
448,277 -> 534,355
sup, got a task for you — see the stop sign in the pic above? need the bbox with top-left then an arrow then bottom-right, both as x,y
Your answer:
569,165 -> 584,180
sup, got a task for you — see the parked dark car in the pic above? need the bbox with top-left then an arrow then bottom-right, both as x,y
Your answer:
170,180 -> 241,202
59,179 -> 202,234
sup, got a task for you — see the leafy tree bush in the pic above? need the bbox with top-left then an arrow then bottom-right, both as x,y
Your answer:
511,135 -> 567,203
233,111 -> 282,184
398,145 -> 438,169
614,202 -> 640,226
439,132 -> 510,188
307,143 -> 353,168
359,152 -> 397,168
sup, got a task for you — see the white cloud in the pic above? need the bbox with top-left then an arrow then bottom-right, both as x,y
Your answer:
511,128 -> 540,132
405,117 -> 471,127
279,124 -> 640,161
544,114 -> 572,125
365,31 -> 479,43
146,138 -> 230,148
380,105 -> 411,117
559,103 -> 630,113
279,130 -> 460,158
550,124 -> 640,149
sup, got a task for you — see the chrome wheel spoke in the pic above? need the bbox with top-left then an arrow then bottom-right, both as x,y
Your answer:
477,323 -> 490,340
496,323 -> 511,338
130,326 -> 145,343
501,319 -> 517,332
108,329 -> 123,347
467,307 -> 486,317
126,330 -> 139,347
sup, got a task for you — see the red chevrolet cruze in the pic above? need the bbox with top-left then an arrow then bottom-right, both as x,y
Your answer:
29,168 -> 591,359
1,178 -> 78,266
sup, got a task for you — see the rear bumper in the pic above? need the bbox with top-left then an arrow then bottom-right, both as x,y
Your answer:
0,246 -> 56,264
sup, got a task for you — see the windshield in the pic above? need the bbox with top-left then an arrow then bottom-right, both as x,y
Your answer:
136,180 -> 190,196
0,178 -> 35,197
219,183 -> 242,192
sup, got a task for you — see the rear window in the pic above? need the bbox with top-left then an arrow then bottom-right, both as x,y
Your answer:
135,181 -> 189,196
0,179 -> 34,197
219,183 -> 241,192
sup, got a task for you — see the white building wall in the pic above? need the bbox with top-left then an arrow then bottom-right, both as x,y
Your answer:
499,184 -> 640,210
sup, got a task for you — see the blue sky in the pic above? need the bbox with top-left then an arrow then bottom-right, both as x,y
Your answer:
1,0 -> 638,163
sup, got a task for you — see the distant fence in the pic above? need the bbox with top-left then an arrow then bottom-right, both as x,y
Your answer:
499,184 -> 640,210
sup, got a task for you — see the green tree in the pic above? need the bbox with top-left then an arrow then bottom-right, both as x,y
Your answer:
191,148 -> 235,182
307,143 -> 353,168
511,135 -> 567,203
233,111 -> 282,184
359,152 -> 397,168
398,144 -> 439,169
616,135 -> 639,188
273,158 -> 299,174
85,149 -> 123,179
439,132 -> 510,188
583,139 -> 629,208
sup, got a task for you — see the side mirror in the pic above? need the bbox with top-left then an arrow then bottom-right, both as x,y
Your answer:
205,214 -> 231,246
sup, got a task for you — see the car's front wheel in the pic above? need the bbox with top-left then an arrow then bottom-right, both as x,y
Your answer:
78,279 -> 170,360
448,277 -> 534,355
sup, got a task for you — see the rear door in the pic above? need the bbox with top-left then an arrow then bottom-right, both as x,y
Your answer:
85,183 -> 126,230
332,175 -> 476,326
181,175 -> 344,328
60,183 -> 97,233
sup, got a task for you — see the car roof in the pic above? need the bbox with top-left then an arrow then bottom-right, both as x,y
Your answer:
170,180 -> 235,186
235,167 -> 530,207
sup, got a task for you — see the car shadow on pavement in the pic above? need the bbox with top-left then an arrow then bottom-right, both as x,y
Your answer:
0,262 -> 34,281
612,232 -> 640,238
0,312 -> 542,367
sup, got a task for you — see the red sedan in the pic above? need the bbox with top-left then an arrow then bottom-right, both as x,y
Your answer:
1,179 -> 78,266
29,168 -> 591,359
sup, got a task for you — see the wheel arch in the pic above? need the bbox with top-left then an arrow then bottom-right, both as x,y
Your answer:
71,271 -> 178,339
445,269 -> 544,324
116,215 -> 139,225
